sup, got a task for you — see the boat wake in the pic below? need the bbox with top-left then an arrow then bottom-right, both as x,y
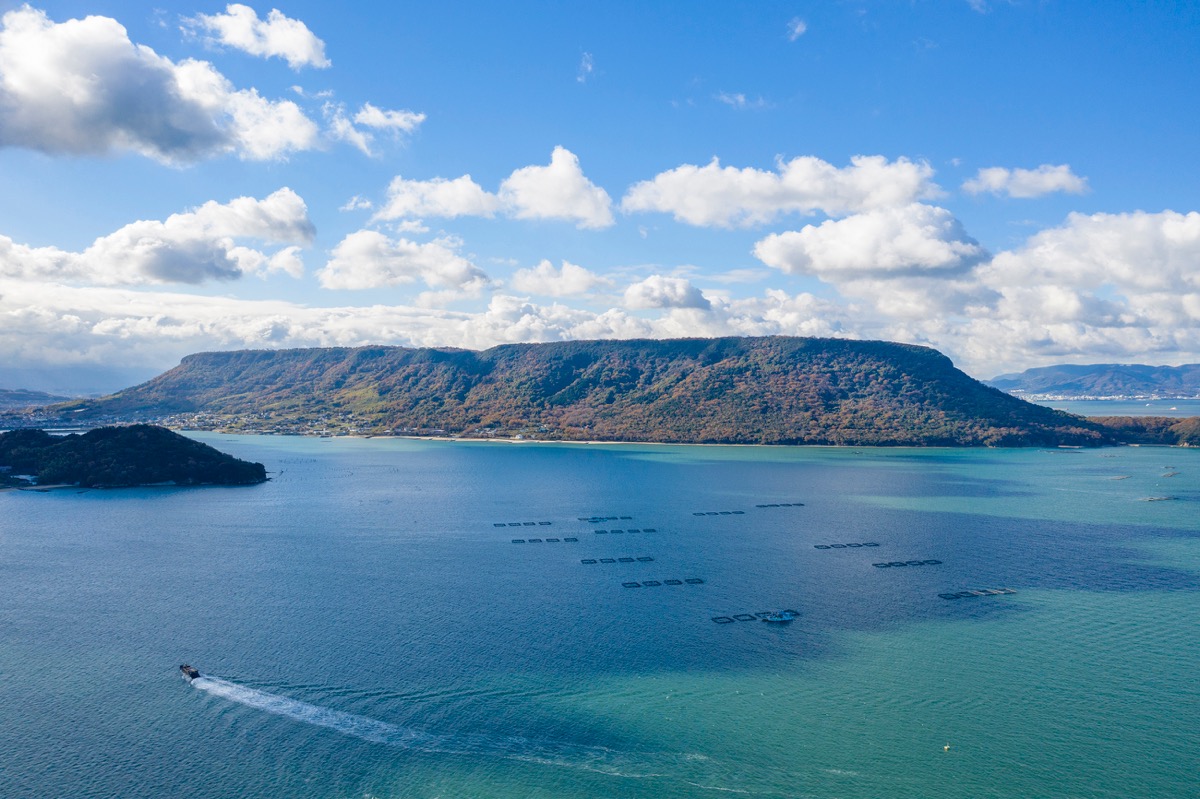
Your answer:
192,676 -> 439,749
189,675 -> 745,786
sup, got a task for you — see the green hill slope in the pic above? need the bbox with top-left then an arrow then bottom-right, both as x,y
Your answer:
34,336 -> 1121,447
0,425 -> 266,487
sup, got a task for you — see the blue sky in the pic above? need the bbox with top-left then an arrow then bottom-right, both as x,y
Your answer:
1,1 -> 1198,392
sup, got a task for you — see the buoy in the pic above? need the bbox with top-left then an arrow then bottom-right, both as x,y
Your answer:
943,744 -> 951,752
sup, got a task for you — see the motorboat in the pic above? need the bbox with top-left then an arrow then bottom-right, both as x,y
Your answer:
179,664 -> 201,680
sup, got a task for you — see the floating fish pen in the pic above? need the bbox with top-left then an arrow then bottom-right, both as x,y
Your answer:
581,556 -> 654,564
692,510 -> 746,516
813,542 -> 879,549
939,588 -> 1017,600
594,528 -> 658,534
712,609 -> 800,623
579,515 -> 634,522
511,537 -> 578,544
874,559 -> 942,567
622,578 -> 704,588
754,503 -> 805,508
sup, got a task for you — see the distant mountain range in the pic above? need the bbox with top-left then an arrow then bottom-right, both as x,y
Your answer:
988,363 -> 1200,399
0,388 -> 70,411
9,336 -> 1165,447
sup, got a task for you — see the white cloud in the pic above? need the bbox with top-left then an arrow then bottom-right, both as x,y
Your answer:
186,4 -> 330,69
787,18 -> 807,40
375,147 -> 614,229
354,102 -> 425,133
317,230 -> 490,295
340,195 -> 374,212
498,146 -> 615,229
0,188 -> 313,285
622,155 -> 939,227
511,260 -> 611,297
324,104 -> 373,155
754,204 -> 988,280
375,175 -> 502,221
715,91 -> 769,110
982,210 -> 1200,294
325,102 -> 424,156
963,164 -> 1089,198
0,6 -> 318,162
577,52 -> 594,83
624,275 -> 711,310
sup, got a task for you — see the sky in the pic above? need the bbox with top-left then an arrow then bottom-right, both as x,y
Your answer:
1,1 -> 1199,393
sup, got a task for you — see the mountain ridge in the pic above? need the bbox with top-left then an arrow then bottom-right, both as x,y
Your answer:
14,336 -> 1130,447
988,363 -> 1200,398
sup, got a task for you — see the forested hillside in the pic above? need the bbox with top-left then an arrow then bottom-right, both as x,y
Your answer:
28,337 -> 1122,447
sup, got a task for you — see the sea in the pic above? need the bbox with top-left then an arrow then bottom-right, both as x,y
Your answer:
1,435 -> 1198,799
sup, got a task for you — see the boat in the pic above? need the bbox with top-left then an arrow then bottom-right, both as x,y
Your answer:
179,664 -> 200,680
761,610 -> 797,623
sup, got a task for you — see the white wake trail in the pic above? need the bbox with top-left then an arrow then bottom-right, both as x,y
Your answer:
189,674 -> 764,791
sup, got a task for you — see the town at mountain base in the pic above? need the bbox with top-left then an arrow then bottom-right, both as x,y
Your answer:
6,336 -> 1198,447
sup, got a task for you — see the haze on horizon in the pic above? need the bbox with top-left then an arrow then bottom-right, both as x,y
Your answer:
1,1 -> 1198,394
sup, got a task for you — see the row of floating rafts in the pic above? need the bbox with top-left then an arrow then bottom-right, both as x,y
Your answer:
495,521 -> 554,527
579,515 -> 634,522
693,510 -> 746,516
874,559 -> 941,568
813,542 -> 879,549
712,609 -> 800,624
511,537 -> 578,543
594,528 -> 657,534
581,556 -> 654,564
939,588 -> 1016,600
622,578 -> 704,588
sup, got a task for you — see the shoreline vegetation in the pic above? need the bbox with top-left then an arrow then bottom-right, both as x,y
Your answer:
0,425 -> 267,489
3,336 -> 1199,448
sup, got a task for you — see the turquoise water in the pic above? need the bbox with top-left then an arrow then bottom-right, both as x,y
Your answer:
1,437 -> 1198,798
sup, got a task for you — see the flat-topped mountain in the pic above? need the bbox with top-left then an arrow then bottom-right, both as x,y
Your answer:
0,425 -> 266,488
989,363 -> 1200,399
28,336 -> 1126,447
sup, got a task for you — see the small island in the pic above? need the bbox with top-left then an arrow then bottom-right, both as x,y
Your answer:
0,425 -> 267,489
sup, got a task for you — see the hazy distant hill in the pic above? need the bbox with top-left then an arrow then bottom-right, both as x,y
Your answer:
988,363 -> 1200,398
26,336 -> 1123,447
0,388 -> 70,411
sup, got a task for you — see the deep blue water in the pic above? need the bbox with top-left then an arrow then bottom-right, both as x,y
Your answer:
1,437 -> 1198,798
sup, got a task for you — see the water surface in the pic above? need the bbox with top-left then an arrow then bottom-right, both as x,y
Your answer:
1,437 -> 1197,798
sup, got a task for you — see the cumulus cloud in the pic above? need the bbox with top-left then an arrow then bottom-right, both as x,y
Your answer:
754,204 -> 988,280
624,275 -> 711,310
317,230 -> 490,297
510,260 -> 611,297
375,175 -> 502,221
186,4 -> 330,69
621,155 -> 939,227
0,6 -> 318,162
0,188 -> 313,285
983,210 -> 1200,294
374,147 -> 613,228
498,146 -> 615,228
962,164 -> 1088,198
